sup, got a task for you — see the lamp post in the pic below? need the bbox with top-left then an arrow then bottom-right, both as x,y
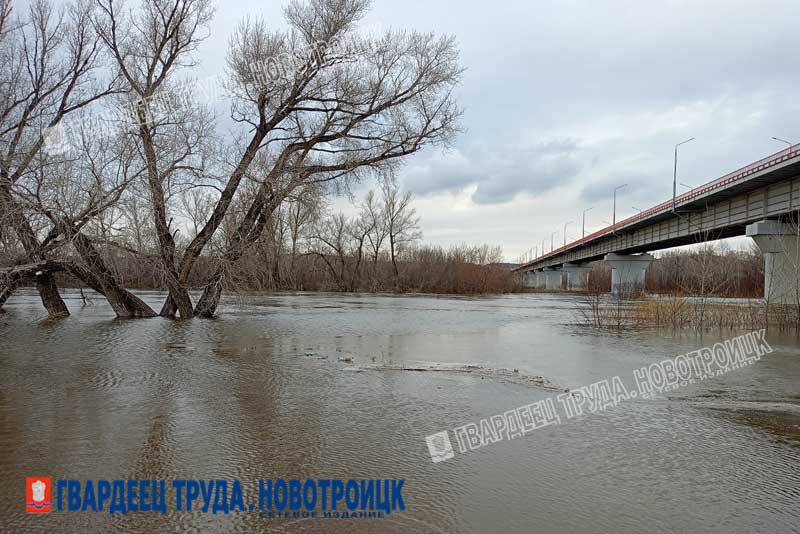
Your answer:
613,184 -> 627,232
551,231 -> 557,252
582,207 -> 593,238
632,206 -> 642,214
563,220 -> 573,248
673,137 -> 695,212
772,137 -> 792,155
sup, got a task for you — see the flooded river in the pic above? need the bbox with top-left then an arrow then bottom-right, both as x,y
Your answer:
1,290 -> 799,533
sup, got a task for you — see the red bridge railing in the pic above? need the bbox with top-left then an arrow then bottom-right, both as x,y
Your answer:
524,143 -> 800,267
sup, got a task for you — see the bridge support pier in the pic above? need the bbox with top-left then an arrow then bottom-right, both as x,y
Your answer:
747,220 -> 800,305
563,263 -> 592,291
523,270 -> 547,289
522,271 -> 536,288
605,253 -> 653,297
543,267 -> 563,291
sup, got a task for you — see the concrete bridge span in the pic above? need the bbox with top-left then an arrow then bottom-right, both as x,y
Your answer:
515,145 -> 800,303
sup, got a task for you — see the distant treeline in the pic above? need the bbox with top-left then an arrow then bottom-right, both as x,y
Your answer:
27,242 -> 520,296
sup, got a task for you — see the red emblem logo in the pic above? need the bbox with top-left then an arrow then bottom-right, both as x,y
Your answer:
26,477 -> 51,513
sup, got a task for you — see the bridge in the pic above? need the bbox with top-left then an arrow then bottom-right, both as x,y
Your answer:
514,144 -> 800,303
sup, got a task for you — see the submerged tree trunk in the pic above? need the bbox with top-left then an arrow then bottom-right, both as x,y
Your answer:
1,257 -> 156,319
194,269 -> 225,318
0,284 -> 12,311
68,231 -> 157,318
0,183 -> 70,318
195,192 -> 280,317
137,117 -> 195,320
159,130 -> 271,318
34,273 -> 70,318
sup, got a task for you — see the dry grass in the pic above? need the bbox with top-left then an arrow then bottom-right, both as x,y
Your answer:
576,292 -> 800,331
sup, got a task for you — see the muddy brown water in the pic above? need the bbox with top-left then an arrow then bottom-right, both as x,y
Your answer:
1,290 -> 799,533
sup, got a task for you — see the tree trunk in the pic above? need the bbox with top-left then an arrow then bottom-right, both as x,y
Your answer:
159,130 -> 271,318
390,235 -> 400,290
0,257 -> 153,319
0,182 -> 70,318
35,273 -> 70,318
195,191 -> 280,317
69,232 -> 157,318
0,284 -> 13,312
159,293 -> 178,317
194,269 -> 225,318
137,115 -> 194,319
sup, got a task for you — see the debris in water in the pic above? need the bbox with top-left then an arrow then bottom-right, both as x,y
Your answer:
164,343 -> 195,351
351,363 -> 563,391
338,356 -> 353,363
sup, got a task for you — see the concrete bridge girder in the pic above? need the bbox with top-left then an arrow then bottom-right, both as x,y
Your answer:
605,253 -> 654,296
747,220 -> 800,305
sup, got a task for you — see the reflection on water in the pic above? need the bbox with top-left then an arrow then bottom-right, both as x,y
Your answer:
1,290 -> 799,533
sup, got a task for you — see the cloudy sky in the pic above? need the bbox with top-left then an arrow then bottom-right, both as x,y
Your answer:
200,0 -> 800,261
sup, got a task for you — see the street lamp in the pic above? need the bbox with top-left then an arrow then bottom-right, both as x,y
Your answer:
679,182 -> 693,191
563,220 -> 573,248
772,136 -> 792,154
582,207 -> 593,238
613,184 -> 627,232
673,137 -> 695,212
632,206 -> 642,213
551,230 -> 557,252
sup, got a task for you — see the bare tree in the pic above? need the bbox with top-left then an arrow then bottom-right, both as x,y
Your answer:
87,0 -> 461,318
284,184 -> 323,288
15,120 -> 158,317
191,0 -> 461,316
308,212 -> 350,291
95,0 -> 215,318
362,188 -> 387,282
0,0 -> 119,317
382,181 -> 421,287
347,207 -> 375,291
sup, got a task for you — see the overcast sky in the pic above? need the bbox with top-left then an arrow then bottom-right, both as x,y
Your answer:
198,0 -> 800,261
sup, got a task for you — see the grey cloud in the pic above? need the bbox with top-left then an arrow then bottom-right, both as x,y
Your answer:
404,140 -> 583,204
578,173 -> 653,204
402,151 -> 482,196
